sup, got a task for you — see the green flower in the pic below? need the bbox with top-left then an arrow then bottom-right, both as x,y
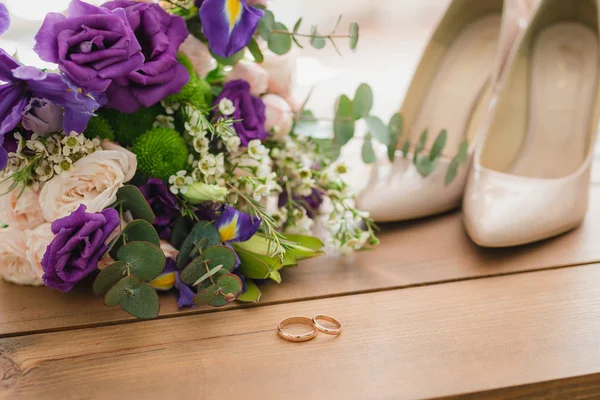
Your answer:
183,182 -> 228,204
83,115 -> 115,141
99,105 -> 162,146
178,53 -> 195,76
167,76 -> 213,111
132,128 -> 189,180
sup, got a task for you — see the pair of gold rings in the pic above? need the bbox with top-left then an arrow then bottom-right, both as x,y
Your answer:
277,314 -> 342,342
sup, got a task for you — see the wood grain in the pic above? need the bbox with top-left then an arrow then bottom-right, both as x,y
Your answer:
3,265 -> 600,399
3,187 -> 600,337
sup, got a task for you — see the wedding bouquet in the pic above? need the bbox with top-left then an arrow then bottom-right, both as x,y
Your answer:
0,0 -> 376,319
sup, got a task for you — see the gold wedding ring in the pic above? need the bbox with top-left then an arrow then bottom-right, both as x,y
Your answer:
277,316 -> 318,342
312,314 -> 342,336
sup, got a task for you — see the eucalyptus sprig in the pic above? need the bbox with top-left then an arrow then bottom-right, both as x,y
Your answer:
258,10 -> 359,57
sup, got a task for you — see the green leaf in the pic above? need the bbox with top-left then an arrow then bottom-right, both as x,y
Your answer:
365,116 -> 388,145
309,25 -> 326,49
202,246 -> 237,271
93,261 -> 128,295
235,248 -> 272,279
258,10 -> 275,41
269,270 -> 282,284
268,22 -> 292,55
109,220 -> 160,259
445,158 -> 460,186
312,138 -> 341,162
236,279 -> 262,303
361,135 -> 377,164
334,95 -> 355,146
402,139 -> 411,158
116,185 -> 155,224
117,241 -> 166,281
283,234 -> 324,251
177,221 -> 220,268
194,285 -> 219,305
292,18 -> 304,48
387,113 -> 403,162
212,49 -> 245,66
171,216 -> 192,250
192,265 -> 224,287
415,155 -> 438,177
414,129 -> 428,162
105,275 -> 140,307
430,130 -> 447,160
349,21 -> 359,50
247,38 -> 264,63
217,274 -> 244,299
352,83 -> 373,119
457,140 -> 469,164
119,282 -> 160,319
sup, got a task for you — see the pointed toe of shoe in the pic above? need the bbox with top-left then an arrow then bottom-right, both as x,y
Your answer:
356,158 -> 469,222
463,168 -> 589,247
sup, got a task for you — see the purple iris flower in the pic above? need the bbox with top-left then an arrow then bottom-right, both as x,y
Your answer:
0,3 -> 10,36
151,258 -> 195,309
278,188 -> 324,218
0,50 -> 103,135
139,178 -> 181,240
0,136 -> 7,171
199,0 -> 264,58
42,205 -> 120,293
215,205 -> 261,243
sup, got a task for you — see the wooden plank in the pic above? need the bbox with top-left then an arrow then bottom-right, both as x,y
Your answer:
3,187 -> 600,337
3,265 -> 600,399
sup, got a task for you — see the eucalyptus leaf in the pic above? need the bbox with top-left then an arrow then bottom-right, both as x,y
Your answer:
415,155 -> 438,178
457,140 -> 469,164
268,22 -> 292,55
292,18 -> 304,48
414,129 -> 428,162
387,113 -> 403,162
203,246 -> 237,271
105,275 -> 140,307
119,282 -> 160,319
334,95 -> 355,146
177,221 -> 220,268
312,138 -> 341,162
353,83 -> 373,119
445,158 -> 459,186
117,241 -> 166,281
109,220 -> 160,259
402,139 -> 411,158
258,10 -> 275,41
365,116 -> 388,145
349,21 -> 359,50
116,185 -> 155,224
309,25 -> 326,49
361,136 -> 377,164
236,279 -> 262,303
192,265 -> 224,287
247,38 -> 264,63
294,110 -> 318,136
93,261 -> 128,295
171,216 -> 192,250
194,285 -> 219,305
430,130 -> 447,161
217,274 -> 244,299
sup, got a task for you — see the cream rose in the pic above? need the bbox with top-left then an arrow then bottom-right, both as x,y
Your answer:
39,150 -> 133,222
263,94 -> 294,139
225,61 -> 269,96
101,140 -> 137,182
24,223 -> 54,284
262,50 -> 297,99
179,34 -> 217,78
0,227 -> 44,286
0,180 -> 45,229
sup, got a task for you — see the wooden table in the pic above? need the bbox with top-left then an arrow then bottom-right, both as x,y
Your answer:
3,187 -> 600,399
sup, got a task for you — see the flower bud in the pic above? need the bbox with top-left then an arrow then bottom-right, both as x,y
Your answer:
184,182 -> 228,204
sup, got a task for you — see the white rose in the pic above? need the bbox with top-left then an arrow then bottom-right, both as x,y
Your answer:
179,35 -> 217,78
39,150 -> 133,222
101,140 -> 137,182
263,94 -> 294,139
225,60 -> 269,96
262,50 -> 297,100
0,227 -> 44,286
24,223 -> 54,284
0,180 -> 45,229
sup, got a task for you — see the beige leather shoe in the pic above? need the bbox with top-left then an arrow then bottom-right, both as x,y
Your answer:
463,0 -> 600,247
357,0 -> 536,223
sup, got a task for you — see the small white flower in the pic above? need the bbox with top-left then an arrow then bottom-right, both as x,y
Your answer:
218,98 -> 236,116
53,157 -> 73,175
154,115 -> 176,129
169,170 -> 193,195
61,132 -> 85,157
225,135 -> 241,153
335,163 -> 348,175
253,184 -> 270,201
193,135 -> 211,154
26,138 -> 46,153
198,154 -> 217,175
247,139 -> 268,160
35,160 -> 54,182
297,182 -> 314,197
298,167 -> 312,181
270,208 -> 287,228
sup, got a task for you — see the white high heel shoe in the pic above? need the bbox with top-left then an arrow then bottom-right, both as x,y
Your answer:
356,0 -> 536,222
463,0 -> 600,247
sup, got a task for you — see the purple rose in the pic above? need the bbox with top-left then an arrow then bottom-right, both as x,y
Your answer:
42,205 -> 120,293
139,178 -> 181,240
102,1 -> 190,113
34,0 -> 144,93
21,98 -> 64,135
214,80 -> 267,146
